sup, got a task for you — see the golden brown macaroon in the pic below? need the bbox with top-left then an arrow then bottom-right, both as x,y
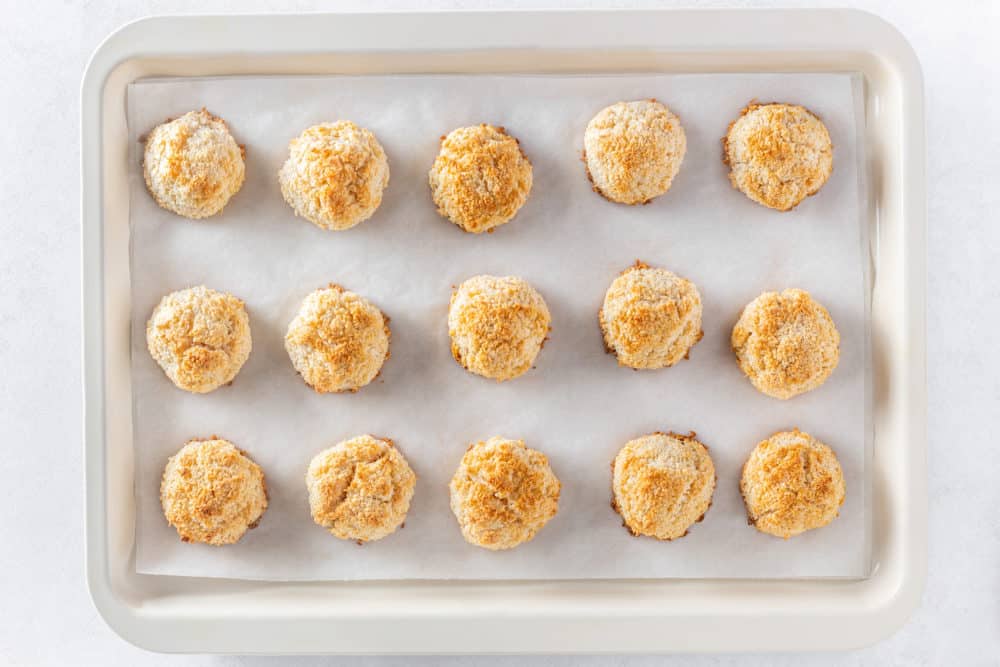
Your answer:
583,99 -> 686,205
306,435 -> 416,543
146,286 -> 252,394
429,124 -> 533,234
731,288 -> 840,400
740,429 -> 846,538
143,109 -> 246,219
279,121 -> 390,230
160,438 -> 268,545
723,102 -> 833,211
449,436 -> 561,550
599,261 -> 703,370
448,275 -> 551,381
611,432 -> 716,540
285,285 -> 390,393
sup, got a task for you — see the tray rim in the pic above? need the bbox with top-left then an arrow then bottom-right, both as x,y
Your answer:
81,8 -> 927,654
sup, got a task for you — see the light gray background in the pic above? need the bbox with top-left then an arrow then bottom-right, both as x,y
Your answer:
0,0 -> 996,664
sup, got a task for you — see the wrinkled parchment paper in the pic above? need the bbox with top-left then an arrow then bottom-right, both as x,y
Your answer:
129,73 -> 869,580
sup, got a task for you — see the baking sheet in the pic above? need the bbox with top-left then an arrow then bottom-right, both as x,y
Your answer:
128,73 -> 869,580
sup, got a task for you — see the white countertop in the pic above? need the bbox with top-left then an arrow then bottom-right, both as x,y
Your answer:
1,0 -> 997,664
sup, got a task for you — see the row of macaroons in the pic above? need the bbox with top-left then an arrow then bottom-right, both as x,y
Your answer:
160,429 -> 846,549
141,99 -> 834,230
145,263 -> 842,400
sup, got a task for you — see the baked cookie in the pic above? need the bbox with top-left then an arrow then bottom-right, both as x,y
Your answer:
285,285 -> 390,393
584,99 -> 686,205
146,286 -> 252,394
448,275 -> 550,381
429,124 -> 533,233
611,432 -> 715,540
160,438 -> 267,545
740,429 -> 846,538
723,102 -> 833,211
449,436 -> 561,550
279,121 -> 390,230
143,109 -> 245,219
600,261 -> 703,370
306,435 -> 416,543
731,288 -> 840,399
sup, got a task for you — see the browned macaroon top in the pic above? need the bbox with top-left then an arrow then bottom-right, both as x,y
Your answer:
731,288 -> 840,399
449,436 -> 561,550
740,428 -> 846,538
723,102 -> 833,211
448,275 -> 551,381
599,261 -> 703,370
306,434 -> 416,543
429,124 -> 533,233
160,438 -> 268,546
612,431 -> 716,540
146,285 -> 252,394
285,284 -> 391,393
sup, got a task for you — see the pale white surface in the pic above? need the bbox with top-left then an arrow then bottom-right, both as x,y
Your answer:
0,0 -> 997,663
129,73 -> 865,581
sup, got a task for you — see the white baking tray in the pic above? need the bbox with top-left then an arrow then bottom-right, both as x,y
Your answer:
81,9 -> 926,654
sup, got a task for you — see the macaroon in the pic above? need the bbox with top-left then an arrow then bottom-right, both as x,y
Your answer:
449,436 -> 561,550
448,275 -> 551,381
429,124 -> 533,233
600,261 -> 703,370
285,284 -> 390,393
583,99 -> 686,205
160,438 -> 268,545
723,102 -> 833,211
731,288 -> 840,399
306,435 -> 416,543
143,109 -> 246,219
612,432 -> 716,540
146,285 -> 252,394
279,121 -> 390,230
740,429 -> 846,538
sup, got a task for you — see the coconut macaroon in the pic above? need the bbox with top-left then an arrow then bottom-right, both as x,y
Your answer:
731,288 -> 840,400
448,275 -> 551,382
449,436 -> 561,550
600,261 -> 703,370
429,124 -> 533,234
160,438 -> 268,545
306,435 -> 416,543
612,432 -> 716,540
143,109 -> 246,219
146,286 -> 252,394
279,121 -> 390,231
285,285 -> 390,393
723,102 -> 833,211
583,99 -> 687,205
740,429 -> 846,538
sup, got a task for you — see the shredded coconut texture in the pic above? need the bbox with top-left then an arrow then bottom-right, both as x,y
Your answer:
146,285 -> 252,394
600,261 -> 703,370
448,275 -> 551,381
160,438 -> 267,546
723,102 -> 832,211
279,121 -> 390,230
584,99 -> 686,205
740,429 -> 846,538
449,436 -> 561,550
306,435 -> 416,543
612,432 -> 716,540
285,285 -> 390,393
143,109 -> 245,219
731,288 -> 840,400
429,124 -> 533,233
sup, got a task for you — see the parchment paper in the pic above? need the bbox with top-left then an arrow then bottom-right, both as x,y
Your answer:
129,73 -> 869,580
